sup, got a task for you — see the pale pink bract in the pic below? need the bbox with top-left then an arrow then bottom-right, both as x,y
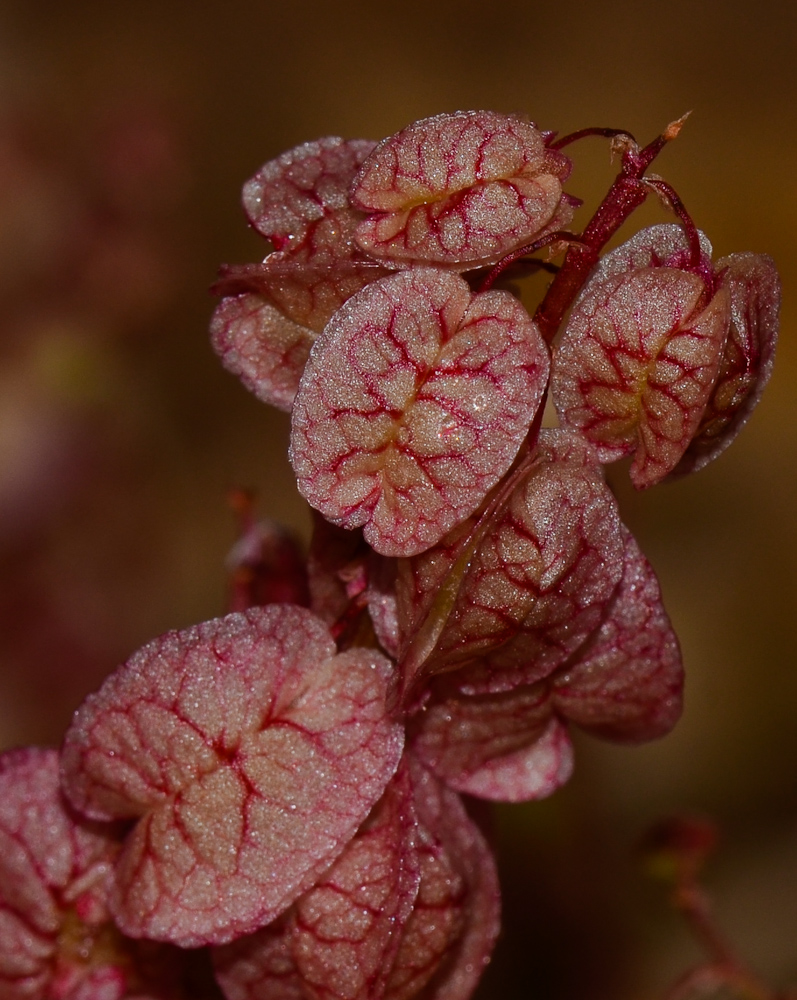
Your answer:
290,267 -> 549,557
212,137 -> 388,411
550,224 -> 733,488
60,606 -> 403,948
352,110 -> 572,270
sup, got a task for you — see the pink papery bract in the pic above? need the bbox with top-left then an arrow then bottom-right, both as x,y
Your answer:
290,268 -> 549,557
351,111 -> 572,270
672,252 -> 780,475
409,528 -> 682,799
213,758 -> 499,1000
408,686 -> 572,803
60,606 -> 404,948
554,526 -> 683,741
0,747 -> 122,1000
389,759 -> 499,1000
213,764 -> 420,1000
580,223 -> 713,281
550,224 -> 731,488
211,137 -> 388,411
210,294 -> 317,412
396,430 -> 624,693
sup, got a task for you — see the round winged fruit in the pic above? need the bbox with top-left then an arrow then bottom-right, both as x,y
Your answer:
551,224 -> 731,488
351,110 -> 574,271
290,267 -> 549,557
60,605 -> 404,948
211,137 -> 389,411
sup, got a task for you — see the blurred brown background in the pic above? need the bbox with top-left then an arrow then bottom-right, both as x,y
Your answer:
0,1 -> 794,997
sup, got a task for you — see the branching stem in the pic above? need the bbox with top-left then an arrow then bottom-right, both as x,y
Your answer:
532,118 -> 689,343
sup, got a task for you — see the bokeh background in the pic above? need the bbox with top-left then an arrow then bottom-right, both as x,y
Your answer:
1,1 -> 795,997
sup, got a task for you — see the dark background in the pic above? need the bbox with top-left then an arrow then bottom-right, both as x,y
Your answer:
1,2 -> 795,997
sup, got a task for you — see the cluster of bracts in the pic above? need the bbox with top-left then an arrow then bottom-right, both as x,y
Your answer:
0,111 -> 780,1000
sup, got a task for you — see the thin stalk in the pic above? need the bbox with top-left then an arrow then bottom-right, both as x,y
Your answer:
533,115 -> 690,343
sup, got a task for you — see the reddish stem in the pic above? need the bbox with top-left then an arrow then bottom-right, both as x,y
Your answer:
662,882 -> 776,1000
478,231 -> 587,292
533,119 -> 688,344
643,177 -> 708,279
547,126 -> 637,150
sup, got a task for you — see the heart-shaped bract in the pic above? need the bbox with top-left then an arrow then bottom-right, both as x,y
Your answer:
396,430 -> 624,693
212,137 -> 387,411
352,110 -> 572,270
550,224 -> 732,488
290,268 -> 549,557
60,606 -> 403,948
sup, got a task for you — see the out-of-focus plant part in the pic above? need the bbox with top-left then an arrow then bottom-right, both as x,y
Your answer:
0,95 -> 186,542
641,816 -> 791,1000
225,489 -> 310,611
0,84 -> 192,749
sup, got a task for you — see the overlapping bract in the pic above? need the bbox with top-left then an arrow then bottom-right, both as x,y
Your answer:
210,137 -> 388,411
60,606 -> 403,948
550,225 -> 780,487
379,429 -> 683,802
351,110 -> 573,270
394,431 -> 625,692
213,759 -> 499,1000
211,111 -> 573,414
407,525 -> 682,801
